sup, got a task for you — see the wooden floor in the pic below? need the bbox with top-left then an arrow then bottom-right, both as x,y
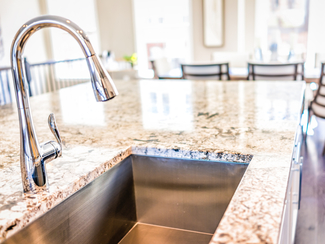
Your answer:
295,116 -> 325,244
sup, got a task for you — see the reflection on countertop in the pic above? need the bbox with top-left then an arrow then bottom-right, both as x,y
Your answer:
0,80 -> 305,243
140,80 -> 193,131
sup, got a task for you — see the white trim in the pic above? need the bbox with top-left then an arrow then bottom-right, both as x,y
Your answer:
237,0 -> 245,53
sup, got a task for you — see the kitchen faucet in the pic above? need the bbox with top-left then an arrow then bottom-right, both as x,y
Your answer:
10,15 -> 118,194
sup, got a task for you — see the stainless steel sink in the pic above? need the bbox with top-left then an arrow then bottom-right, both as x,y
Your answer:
3,155 -> 247,244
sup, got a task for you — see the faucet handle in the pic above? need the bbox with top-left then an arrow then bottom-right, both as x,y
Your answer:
48,113 -> 62,146
39,114 -> 62,164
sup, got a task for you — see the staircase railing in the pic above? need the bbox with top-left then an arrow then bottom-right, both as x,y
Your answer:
0,66 -> 12,105
0,57 -> 89,106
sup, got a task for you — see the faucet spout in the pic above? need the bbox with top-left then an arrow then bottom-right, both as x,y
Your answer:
10,15 -> 118,193
86,54 -> 118,101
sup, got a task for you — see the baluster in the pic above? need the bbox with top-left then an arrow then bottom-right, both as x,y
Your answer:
31,66 -> 40,96
44,64 -> 52,92
60,62 -> 68,88
37,65 -> 45,94
0,72 -> 5,105
67,61 -> 72,86
54,63 -> 60,88
5,71 -> 12,104
49,64 -> 58,91
43,64 -> 54,92
71,60 -> 76,85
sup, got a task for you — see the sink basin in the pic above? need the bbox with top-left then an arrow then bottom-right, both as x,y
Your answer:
3,155 -> 247,244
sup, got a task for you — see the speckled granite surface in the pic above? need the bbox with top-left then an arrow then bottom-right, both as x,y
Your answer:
0,80 -> 305,243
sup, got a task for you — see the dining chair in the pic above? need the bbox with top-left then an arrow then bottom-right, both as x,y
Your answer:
307,62 -> 325,153
247,62 -> 305,81
151,58 -> 182,79
315,53 -> 325,68
212,52 -> 250,68
181,63 -> 230,80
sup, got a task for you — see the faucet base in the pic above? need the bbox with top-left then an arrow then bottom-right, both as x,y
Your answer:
21,161 -> 49,194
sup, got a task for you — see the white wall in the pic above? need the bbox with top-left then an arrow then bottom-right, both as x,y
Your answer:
133,0 -> 191,71
0,0 -> 101,67
191,0 -> 238,61
0,0 -> 257,66
46,0 -> 101,61
191,0 -> 255,61
0,0 -> 48,66
96,0 -> 135,59
306,0 -> 325,68
254,0 -> 269,51
245,0 -> 255,53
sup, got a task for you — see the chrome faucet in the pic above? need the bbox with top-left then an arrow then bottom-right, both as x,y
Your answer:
10,15 -> 118,194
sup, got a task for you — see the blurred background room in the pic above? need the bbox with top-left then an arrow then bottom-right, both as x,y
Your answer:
1,0 -> 322,86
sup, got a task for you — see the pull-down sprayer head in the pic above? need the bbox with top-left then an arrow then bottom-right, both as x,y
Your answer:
86,54 -> 118,101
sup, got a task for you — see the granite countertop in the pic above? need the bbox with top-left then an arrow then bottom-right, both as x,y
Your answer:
0,79 -> 305,243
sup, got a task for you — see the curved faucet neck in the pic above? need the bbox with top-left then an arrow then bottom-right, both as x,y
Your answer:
11,15 -> 95,60
10,15 -> 118,193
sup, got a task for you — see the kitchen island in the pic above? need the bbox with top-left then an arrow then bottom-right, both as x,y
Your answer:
0,79 -> 305,243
